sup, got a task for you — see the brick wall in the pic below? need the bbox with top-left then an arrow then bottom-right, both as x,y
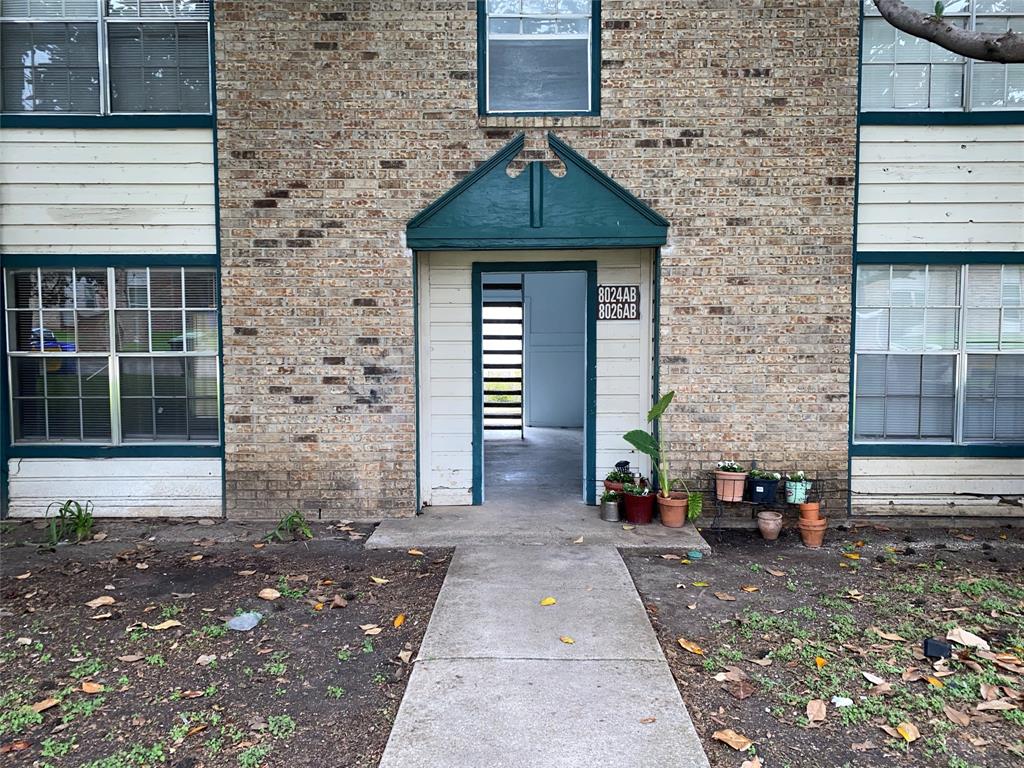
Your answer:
215,0 -> 860,519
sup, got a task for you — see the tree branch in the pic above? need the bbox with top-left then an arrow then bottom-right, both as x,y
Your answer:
872,0 -> 1024,64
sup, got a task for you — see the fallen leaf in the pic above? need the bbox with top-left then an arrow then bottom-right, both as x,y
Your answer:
370,576 -> 390,585
258,588 -> 281,601
237,570 -> 256,576
740,585 -> 760,593
171,592 -> 195,599
559,635 -> 575,645
925,676 -> 945,689
749,656 -> 773,667
85,595 -> 116,609
15,572 -> 30,580
621,525 -> 635,530
815,656 -> 827,670
806,699 -> 827,725
726,680 -> 756,700
118,654 -> 143,663
81,681 -> 104,694
660,554 -> 681,560
135,562 -> 149,570
331,595 -> 347,609
407,549 -> 424,556
196,654 -> 216,667
976,699 -> 1017,711
31,697 -> 59,713
360,624 -> 383,636
312,602 -> 324,611
692,581 -> 709,588
740,757 -> 763,768
393,614 -> 406,628
712,729 -> 753,751
896,722 -> 920,742
862,671 -> 886,685
766,568 -> 787,577
397,650 -> 412,664
0,741 -> 30,753
947,627 -> 990,651
714,592 -> 736,602
189,554 -> 203,562
846,589 -> 865,601
943,705 -> 971,726
540,597 -> 557,606
639,717 -> 656,724
677,638 -> 704,655
851,740 -> 877,752
841,552 -> 861,560
146,620 -> 182,631
91,611 -> 114,621
572,536 -> 584,544
870,627 -> 905,642
713,667 -> 747,683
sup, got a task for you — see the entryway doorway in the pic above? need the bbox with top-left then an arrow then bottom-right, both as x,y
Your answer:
481,269 -> 589,507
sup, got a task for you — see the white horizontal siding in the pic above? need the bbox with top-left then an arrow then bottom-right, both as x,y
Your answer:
418,249 -> 653,506
851,457 -> 1024,507
857,125 -> 1024,252
0,128 -> 216,254
7,457 -> 222,517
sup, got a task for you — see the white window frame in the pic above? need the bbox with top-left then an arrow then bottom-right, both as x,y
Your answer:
4,266 -> 221,445
483,1 -> 594,115
0,0 -> 212,115
853,262 -> 1024,445
861,0 -> 1024,112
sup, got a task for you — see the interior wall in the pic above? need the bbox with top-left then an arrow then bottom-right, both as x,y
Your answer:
524,272 -> 586,428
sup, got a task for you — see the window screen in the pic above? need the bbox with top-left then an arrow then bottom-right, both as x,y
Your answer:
861,0 -> 1024,112
853,263 -> 1024,444
484,0 -> 594,114
4,265 -> 220,444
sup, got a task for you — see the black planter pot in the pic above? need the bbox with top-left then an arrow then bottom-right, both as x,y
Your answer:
747,478 -> 780,504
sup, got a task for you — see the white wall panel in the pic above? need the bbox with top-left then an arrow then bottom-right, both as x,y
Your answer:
0,128 -> 216,253
7,458 -> 221,517
857,125 -> 1024,252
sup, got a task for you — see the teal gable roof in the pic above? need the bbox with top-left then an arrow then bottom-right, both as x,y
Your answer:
406,133 -> 668,250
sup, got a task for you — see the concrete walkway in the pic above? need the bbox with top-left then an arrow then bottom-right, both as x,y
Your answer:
378,545 -> 711,767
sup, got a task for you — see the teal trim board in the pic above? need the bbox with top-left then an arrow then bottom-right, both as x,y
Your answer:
860,111 -> 1024,126
407,133 -> 668,250
2,254 -> 219,269
472,261 -> 599,506
854,251 -> 1024,265
850,444 -> 1024,459
0,114 -> 214,129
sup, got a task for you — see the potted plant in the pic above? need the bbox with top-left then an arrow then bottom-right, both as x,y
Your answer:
604,468 -> 634,493
785,471 -> 812,504
622,391 -> 702,528
714,460 -> 746,502
747,469 -> 781,504
599,490 -> 621,522
622,482 -> 655,525
756,509 -> 783,541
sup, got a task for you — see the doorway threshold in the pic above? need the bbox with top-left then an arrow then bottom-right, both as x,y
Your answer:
365,504 -> 712,551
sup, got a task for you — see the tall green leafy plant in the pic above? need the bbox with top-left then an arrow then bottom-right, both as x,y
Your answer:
623,391 -> 676,500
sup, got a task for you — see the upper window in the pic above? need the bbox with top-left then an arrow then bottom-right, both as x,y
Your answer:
481,0 -> 598,115
854,263 -> 1024,444
862,0 -> 1024,111
1,0 -> 211,115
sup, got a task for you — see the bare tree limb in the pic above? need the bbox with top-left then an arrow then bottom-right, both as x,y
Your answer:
872,0 -> 1024,63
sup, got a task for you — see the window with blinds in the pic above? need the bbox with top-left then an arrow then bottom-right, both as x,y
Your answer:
854,263 -> 1024,444
4,266 -> 221,444
483,0 -> 595,114
861,0 -> 1024,111
0,0 -> 210,114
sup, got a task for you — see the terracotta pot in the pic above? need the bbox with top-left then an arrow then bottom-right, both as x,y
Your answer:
623,493 -> 655,525
798,517 -> 827,548
657,495 -> 687,528
714,471 -> 746,502
798,502 -> 821,522
756,509 -> 783,541
604,480 -> 625,493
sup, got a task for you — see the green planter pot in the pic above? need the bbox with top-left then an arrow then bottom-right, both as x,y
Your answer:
785,480 -> 812,504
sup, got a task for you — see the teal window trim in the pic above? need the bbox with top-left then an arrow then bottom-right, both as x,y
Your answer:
0,115 -> 214,129
859,111 -> 1024,126
472,260 -> 598,506
854,252 -> 1024,266
477,0 -> 601,117
2,254 -> 218,269
6,445 -> 221,459
850,443 -> 1023,458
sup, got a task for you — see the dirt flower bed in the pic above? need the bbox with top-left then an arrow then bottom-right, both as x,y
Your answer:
0,519 -> 449,768
625,524 -> 1024,768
